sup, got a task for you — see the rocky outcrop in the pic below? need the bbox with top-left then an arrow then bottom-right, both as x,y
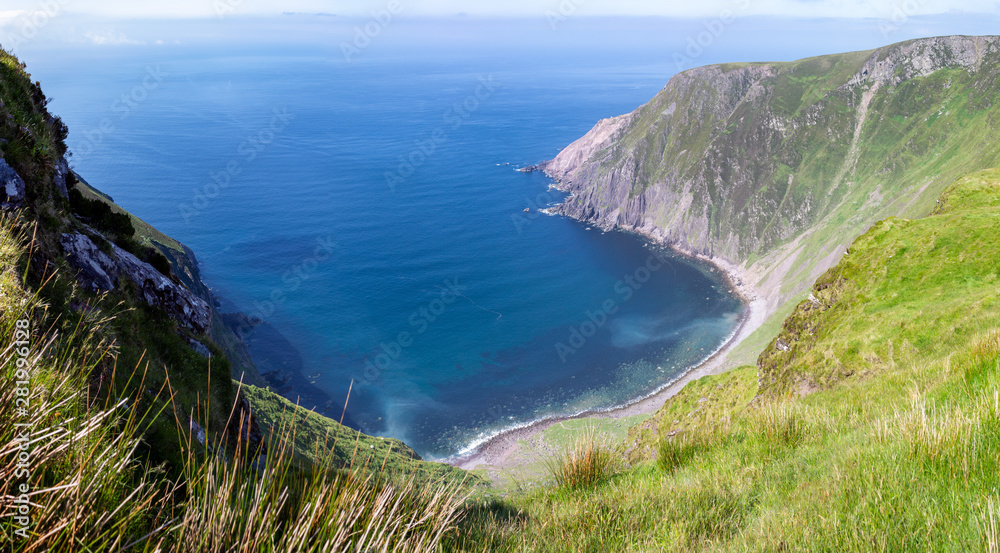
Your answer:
0,158 -> 26,210
60,232 -> 212,333
188,338 -> 212,358
53,156 -> 70,200
539,114 -> 634,179
847,35 -> 990,88
59,232 -> 117,291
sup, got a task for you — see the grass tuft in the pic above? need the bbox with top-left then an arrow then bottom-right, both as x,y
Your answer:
546,427 -> 620,490
748,401 -> 808,450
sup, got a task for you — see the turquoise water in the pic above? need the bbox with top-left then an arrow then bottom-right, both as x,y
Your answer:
28,41 -> 743,459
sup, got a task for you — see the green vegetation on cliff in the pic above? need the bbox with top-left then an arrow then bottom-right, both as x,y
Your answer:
243,384 -> 472,485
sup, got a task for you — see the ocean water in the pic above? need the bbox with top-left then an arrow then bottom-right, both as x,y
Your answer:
26,37 -> 743,459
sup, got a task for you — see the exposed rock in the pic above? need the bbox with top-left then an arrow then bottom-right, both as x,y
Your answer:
188,338 -> 212,358
59,233 -> 117,292
0,158 -> 26,210
60,232 -> 212,333
537,113 -> 634,181
221,311 -> 263,340
848,35 -> 989,88
53,156 -> 70,200
110,241 -> 212,332
188,416 -> 208,448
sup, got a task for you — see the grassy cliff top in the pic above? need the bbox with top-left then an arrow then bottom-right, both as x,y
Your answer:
243,384 -> 478,486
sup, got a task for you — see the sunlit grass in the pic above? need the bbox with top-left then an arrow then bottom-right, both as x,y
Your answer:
546,427 -> 620,490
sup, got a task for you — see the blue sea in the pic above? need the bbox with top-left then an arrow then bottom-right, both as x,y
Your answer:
23,24 -> 745,459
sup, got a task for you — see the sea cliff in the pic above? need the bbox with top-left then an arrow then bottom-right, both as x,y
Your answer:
536,36 -> 1000,336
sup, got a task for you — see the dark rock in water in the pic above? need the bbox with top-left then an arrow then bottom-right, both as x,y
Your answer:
0,158 -> 26,210
516,165 -> 537,173
221,311 -> 263,340
60,232 -> 212,333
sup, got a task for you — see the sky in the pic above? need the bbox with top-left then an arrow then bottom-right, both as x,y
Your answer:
1,1 -> 999,67
1,0 -> 999,20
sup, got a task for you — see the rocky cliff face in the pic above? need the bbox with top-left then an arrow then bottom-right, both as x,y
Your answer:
540,36 -> 1000,311
2,150 -> 215,336
59,232 -> 213,333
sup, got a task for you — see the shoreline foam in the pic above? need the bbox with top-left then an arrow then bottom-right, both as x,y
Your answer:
447,230 -> 767,471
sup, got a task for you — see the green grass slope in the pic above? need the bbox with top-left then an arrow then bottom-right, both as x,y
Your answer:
758,167 -> 1000,396
243,385 -> 478,486
452,168 -> 1000,551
